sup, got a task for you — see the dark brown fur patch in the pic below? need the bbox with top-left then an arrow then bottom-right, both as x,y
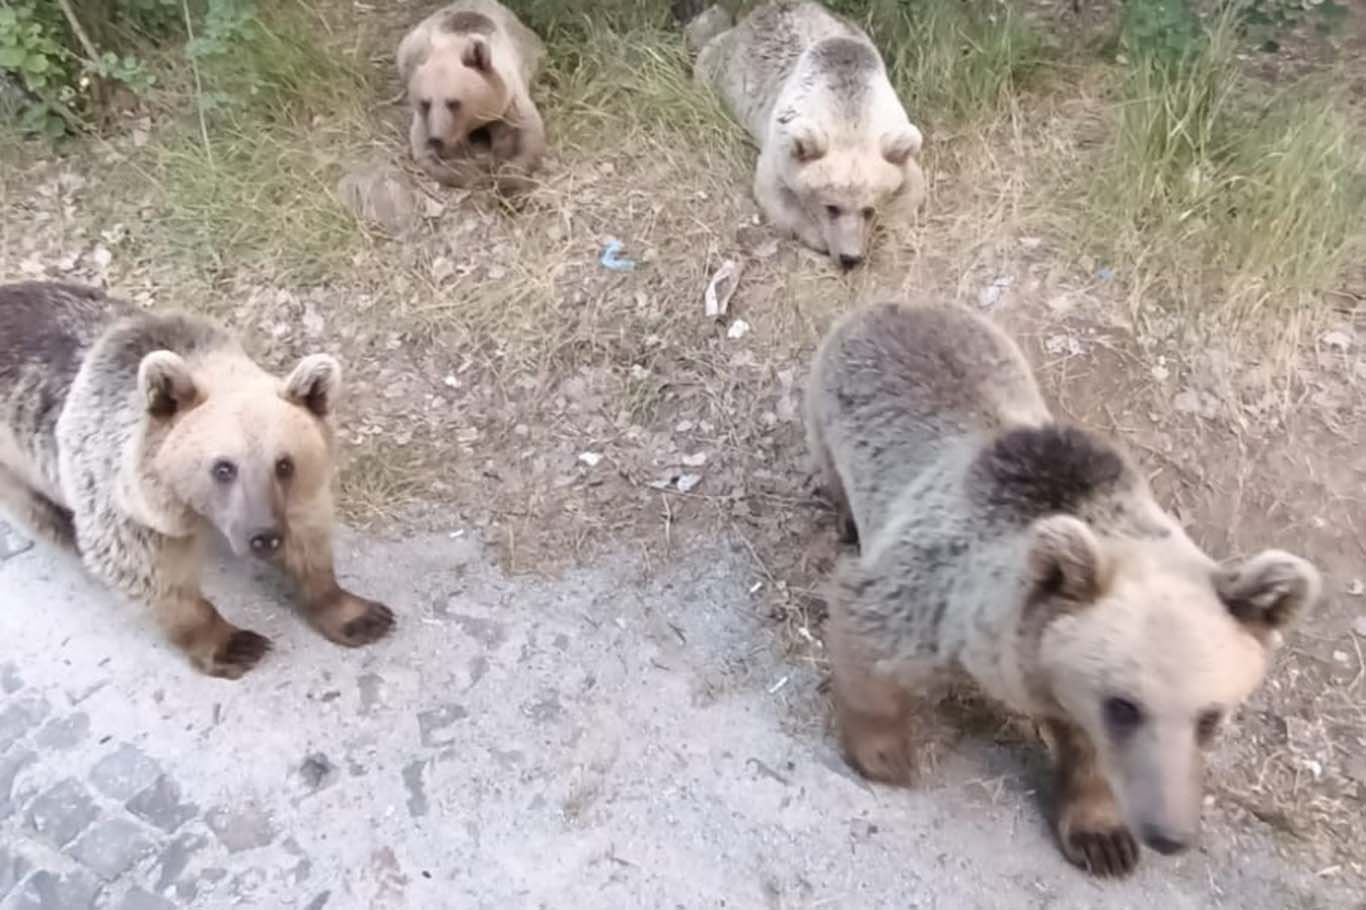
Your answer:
0,282 -> 105,385
438,10 -> 495,34
98,313 -> 229,382
970,424 -> 1129,523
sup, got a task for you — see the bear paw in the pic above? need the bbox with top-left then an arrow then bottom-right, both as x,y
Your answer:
309,591 -> 396,648
204,630 -> 273,680
842,726 -> 915,787
339,600 -> 396,646
1059,821 -> 1140,878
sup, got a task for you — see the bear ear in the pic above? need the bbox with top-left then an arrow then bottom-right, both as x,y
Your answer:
883,124 -> 923,166
138,351 -> 198,419
462,36 -> 492,72
283,354 -> 342,418
1026,514 -> 1107,604
789,125 -> 827,164
1214,550 -> 1321,637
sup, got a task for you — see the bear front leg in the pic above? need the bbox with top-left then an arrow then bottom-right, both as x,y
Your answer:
489,103 -> 546,194
1042,718 -> 1140,877
826,606 -> 917,784
277,515 -> 395,647
157,591 -> 272,680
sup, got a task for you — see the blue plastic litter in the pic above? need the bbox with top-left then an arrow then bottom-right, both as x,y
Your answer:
600,239 -> 635,271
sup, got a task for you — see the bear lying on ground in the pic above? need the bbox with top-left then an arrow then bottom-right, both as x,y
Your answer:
805,300 -> 1321,876
695,1 -> 926,270
0,281 -> 395,678
398,0 -> 547,193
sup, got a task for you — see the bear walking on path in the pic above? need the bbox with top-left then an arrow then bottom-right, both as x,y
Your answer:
0,281 -> 394,678
805,300 -> 1321,876
695,1 -> 926,269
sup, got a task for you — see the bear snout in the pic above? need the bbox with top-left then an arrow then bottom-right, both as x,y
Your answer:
247,527 -> 284,558
427,136 -> 447,153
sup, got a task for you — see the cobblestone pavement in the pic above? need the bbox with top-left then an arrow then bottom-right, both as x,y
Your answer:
0,519 -> 1354,909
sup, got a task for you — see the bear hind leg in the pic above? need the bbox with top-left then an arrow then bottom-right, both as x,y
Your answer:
1042,718 -> 1140,877
0,465 -> 77,555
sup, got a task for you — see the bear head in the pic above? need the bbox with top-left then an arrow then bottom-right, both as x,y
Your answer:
1028,515 -> 1321,857
781,118 -> 924,270
407,13 -> 511,158
135,348 -> 341,560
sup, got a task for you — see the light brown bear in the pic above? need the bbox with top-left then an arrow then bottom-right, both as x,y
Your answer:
805,300 -> 1321,876
0,282 -> 395,679
695,1 -> 925,270
397,0 -> 546,192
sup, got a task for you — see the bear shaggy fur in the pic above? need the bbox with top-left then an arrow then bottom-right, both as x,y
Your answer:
398,0 -> 546,191
0,281 -> 395,679
695,1 -> 925,269
805,300 -> 1321,876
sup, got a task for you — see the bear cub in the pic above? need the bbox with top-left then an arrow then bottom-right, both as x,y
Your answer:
695,1 -> 926,269
0,281 -> 395,679
398,0 -> 547,192
805,300 -> 1321,876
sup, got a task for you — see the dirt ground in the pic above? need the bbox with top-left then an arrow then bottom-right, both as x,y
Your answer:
1,0 -> 1364,894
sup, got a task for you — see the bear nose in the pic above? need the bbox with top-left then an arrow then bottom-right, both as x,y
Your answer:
1141,826 -> 1191,856
838,253 -> 863,271
248,529 -> 283,557
427,136 -> 445,152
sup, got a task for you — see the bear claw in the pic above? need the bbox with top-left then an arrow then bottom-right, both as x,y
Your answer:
207,630 -> 272,679
1063,825 -> 1140,878
339,601 -> 396,647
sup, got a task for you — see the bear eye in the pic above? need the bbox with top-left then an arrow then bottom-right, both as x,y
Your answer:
861,207 -> 875,220
446,99 -> 460,113
275,456 -> 295,481
825,204 -> 842,218
419,99 -> 431,115
1196,709 -> 1222,744
212,460 -> 237,484
1103,696 -> 1143,733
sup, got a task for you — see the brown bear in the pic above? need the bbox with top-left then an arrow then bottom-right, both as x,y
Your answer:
0,281 -> 394,679
804,300 -> 1321,876
695,1 -> 926,269
397,0 -> 547,192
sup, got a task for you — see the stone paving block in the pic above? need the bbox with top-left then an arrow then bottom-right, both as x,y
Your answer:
6,868 -> 99,910
0,697 -> 49,752
26,778 -> 99,848
33,713 -> 90,751
89,745 -> 162,802
126,776 -> 197,834
0,747 -> 36,820
70,817 -> 156,880
205,802 -> 276,853
417,703 -> 468,747
117,888 -> 176,910
152,832 -> 208,893
0,845 -> 31,900
0,662 -> 22,694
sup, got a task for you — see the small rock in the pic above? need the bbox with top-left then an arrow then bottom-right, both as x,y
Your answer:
90,244 -> 112,270
9,869 -> 99,910
727,319 -> 750,339
578,452 -> 603,468
1346,579 -> 1364,597
1332,650 -> 1349,664
681,452 -> 707,468
676,474 -> 702,494
1320,329 -> 1353,352
1353,616 -> 1366,638
298,753 -> 337,792
336,163 -> 419,233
